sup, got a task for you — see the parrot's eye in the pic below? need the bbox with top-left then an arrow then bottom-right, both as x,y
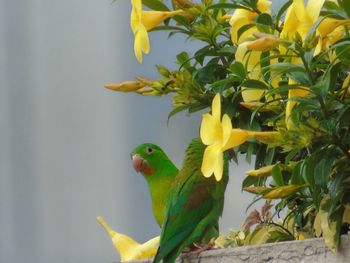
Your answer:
146,147 -> 153,154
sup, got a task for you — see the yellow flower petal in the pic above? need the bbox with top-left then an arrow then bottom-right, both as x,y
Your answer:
286,87 -> 310,129
142,10 -> 183,31
281,3 -> 298,39
212,93 -> 221,122
229,0 -> 271,44
306,0 -> 326,23
241,86 -> 264,102
200,113 -> 222,145
221,114 -> 233,147
213,149 -> 224,181
97,216 -> 160,262
236,42 -> 262,75
130,8 -> 139,33
318,18 -> 350,37
223,129 -> 254,151
131,0 -> 142,14
201,144 -> 222,178
134,26 -> 150,63
257,0 -> 272,12
235,42 -> 249,64
293,0 -> 309,24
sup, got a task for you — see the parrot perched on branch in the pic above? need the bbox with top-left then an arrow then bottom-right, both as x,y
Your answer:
131,143 -> 179,227
153,138 -> 229,263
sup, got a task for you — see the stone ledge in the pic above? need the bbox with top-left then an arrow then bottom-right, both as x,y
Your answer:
135,235 -> 350,263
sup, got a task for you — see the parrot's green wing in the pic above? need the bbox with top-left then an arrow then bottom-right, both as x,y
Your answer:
153,138 -> 229,263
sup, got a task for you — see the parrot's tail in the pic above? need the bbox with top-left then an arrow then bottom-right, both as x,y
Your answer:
153,247 -> 178,263
152,248 -> 161,263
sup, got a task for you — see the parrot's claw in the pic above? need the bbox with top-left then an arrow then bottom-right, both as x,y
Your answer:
183,243 -> 215,258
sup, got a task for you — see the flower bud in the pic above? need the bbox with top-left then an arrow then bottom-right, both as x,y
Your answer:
263,185 -> 307,199
246,165 -> 274,177
247,33 -> 281,52
104,81 -> 145,92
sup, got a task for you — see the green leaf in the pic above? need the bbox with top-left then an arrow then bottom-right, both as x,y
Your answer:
177,52 -> 191,69
285,149 -> 299,163
217,46 -> 236,56
208,3 -> 251,11
242,175 -> 260,189
256,13 -> 273,26
335,39 -> 350,64
194,45 -> 213,65
275,0 -> 292,23
142,0 -> 169,11
242,79 -> 268,89
237,24 -> 255,42
194,58 -> 223,85
338,0 -> 350,17
264,148 -> 275,165
314,196 -> 342,252
211,78 -> 235,92
244,224 -> 293,245
246,143 -> 255,164
272,164 -> 284,186
318,62 -> 341,95
167,104 -> 190,123
229,61 -> 246,80
291,161 -> 305,185
314,157 -> 335,189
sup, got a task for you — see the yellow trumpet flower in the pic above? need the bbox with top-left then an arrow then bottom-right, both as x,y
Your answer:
229,0 -> 271,44
130,0 -> 183,63
200,94 -> 282,181
97,216 -> 160,262
200,94 -> 255,181
281,0 -> 325,40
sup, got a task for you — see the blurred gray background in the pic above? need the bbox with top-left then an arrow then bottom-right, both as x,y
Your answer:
0,0 -> 284,262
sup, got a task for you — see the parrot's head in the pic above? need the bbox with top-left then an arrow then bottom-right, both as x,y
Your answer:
130,143 -> 167,177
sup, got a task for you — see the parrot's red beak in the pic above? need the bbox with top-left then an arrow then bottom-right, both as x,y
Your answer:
132,154 -> 153,176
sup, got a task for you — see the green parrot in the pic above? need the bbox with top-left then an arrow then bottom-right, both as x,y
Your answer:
153,138 -> 229,263
131,143 -> 179,227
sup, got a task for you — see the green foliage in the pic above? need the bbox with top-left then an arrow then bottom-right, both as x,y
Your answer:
121,0 -> 350,252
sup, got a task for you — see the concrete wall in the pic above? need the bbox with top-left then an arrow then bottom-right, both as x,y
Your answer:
138,235 -> 350,263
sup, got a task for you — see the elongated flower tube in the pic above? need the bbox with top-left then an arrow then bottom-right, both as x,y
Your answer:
130,0 -> 183,63
97,216 -> 159,262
